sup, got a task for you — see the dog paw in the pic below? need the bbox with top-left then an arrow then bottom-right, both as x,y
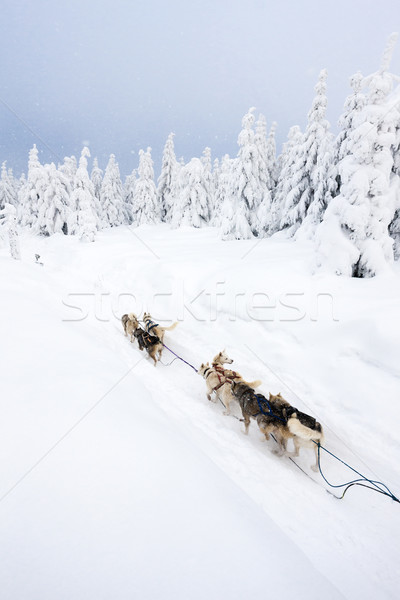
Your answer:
311,465 -> 319,472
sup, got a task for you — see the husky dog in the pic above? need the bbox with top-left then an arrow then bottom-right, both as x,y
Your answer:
285,404 -> 324,472
212,350 -> 234,367
133,326 -> 163,366
121,313 -> 139,342
143,312 -> 178,343
198,356 -> 261,415
231,382 -> 324,471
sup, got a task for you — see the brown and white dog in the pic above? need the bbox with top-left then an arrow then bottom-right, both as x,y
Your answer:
143,312 -> 178,343
121,313 -> 139,342
198,351 -> 261,415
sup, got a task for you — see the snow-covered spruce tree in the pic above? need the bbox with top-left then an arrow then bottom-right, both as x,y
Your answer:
253,114 -> 274,236
280,70 -> 333,237
266,121 -> 279,188
335,72 -> 366,167
157,133 -> 179,222
209,157 -> 220,226
201,147 -> 214,216
59,155 -> 77,189
220,107 -> 265,240
255,114 -> 273,192
131,148 -> 160,226
272,126 -> 303,233
0,203 -> 20,260
212,155 -> 233,228
91,158 -> 103,203
317,33 -> 400,277
390,107 -> 400,258
100,154 -> 125,228
35,163 -> 71,236
124,169 -> 137,225
171,157 -> 211,228
19,145 -> 47,229
68,147 -> 97,242
0,162 -> 18,209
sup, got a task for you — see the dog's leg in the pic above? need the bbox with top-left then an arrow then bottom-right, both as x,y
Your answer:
272,432 -> 286,456
222,388 -> 231,416
291,437 -> 300,458
311,442 -> 319,472
243,415 -> 250,435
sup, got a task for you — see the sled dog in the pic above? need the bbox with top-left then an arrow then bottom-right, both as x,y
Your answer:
198,355 -> 261,415
121,313 -> 139,342
231,382 -> 324,471
133,326 -> 163,366
143,312 -> 178,343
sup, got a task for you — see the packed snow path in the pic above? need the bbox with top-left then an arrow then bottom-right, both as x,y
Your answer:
1,225 -> 400,599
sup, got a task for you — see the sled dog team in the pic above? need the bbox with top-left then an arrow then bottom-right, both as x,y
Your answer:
122,313 -> 324,471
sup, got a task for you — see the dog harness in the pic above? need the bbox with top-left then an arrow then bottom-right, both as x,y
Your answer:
207,365 -> 238,392
145,319 -> 159,334
254,394 -> 287,423
135,328 -> 160,347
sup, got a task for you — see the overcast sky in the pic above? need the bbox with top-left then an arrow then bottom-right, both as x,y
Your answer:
0,0 -> 399,178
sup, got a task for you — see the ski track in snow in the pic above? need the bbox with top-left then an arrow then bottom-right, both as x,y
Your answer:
1,226 -> 400,599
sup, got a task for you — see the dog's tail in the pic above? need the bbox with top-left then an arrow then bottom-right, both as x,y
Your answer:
163,322 -> 178,331
242,379 -> 262,389
287,415 -> 324,443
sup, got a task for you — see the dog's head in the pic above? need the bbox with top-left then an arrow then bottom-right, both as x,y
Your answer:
269,392 -> 286,403
143,312 -> 151,322
198,362 -> 210,377
214,349 -> 233,365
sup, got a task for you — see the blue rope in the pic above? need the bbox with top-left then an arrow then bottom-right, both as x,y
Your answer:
314,442 -> 399,503
254,394 -> 287,423
161,341 -> 198,373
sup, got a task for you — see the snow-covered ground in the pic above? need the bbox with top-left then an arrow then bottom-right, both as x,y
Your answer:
1,225 -> 399,599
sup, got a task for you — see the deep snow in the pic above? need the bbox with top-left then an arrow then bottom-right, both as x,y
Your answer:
1,225 -> 399,599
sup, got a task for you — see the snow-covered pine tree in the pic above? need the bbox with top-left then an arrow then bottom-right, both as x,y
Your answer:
272,126 -> 303,233
210,157 -> 220,226
68,147 -> 97,242
0,203 -> 20,260
171,157 -> 211,228
212,155 -> 233,228
253,114 -> 274,236
317,33 -> 400,277
220,107 -> 265,240
91,158 -> 103,202
35,163 -> 71,236
0,162 -> 18,210
201,147 -> 213,217
131,148 -> 160,226
19,145 -> 47,229
59,155 -> 77,189
335,72 -> 366,166
157,133 -> 179,222
8,168 -> 21,206
390,105 -> 400,258
266,121 -> 279,188
124,169 -> 137,225
255,114 -> 273,192
100,154 -> 125,228
280,70 -> 332,237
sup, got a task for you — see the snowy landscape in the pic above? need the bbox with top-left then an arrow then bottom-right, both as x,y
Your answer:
1,5 -> 400,600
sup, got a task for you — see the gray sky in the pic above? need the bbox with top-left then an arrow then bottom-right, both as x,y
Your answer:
0,0 -> 399,178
